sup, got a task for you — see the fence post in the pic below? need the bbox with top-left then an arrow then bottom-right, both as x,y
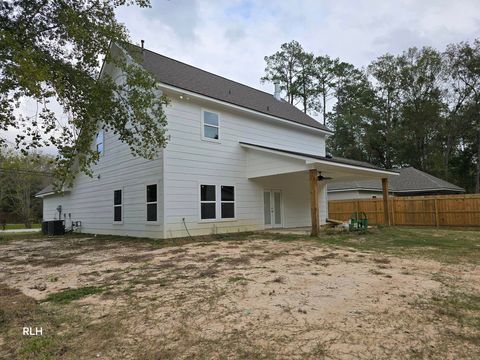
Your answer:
382,178 -> 390,225
434,197 -> 439,227
391,197 -> 395,225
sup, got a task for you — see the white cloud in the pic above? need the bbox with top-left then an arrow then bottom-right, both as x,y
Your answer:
116,0 -> 480,89
3,0 -> 479,154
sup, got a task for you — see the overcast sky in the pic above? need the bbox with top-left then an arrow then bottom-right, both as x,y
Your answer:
116,0 -> 480,94
3,0 -> 479,153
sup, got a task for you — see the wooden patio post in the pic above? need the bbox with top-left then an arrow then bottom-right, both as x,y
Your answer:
309,169 -> 319,236
382,178 -> 390,226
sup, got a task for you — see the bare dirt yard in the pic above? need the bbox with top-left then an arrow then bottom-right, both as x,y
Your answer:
0,227 -> 479,359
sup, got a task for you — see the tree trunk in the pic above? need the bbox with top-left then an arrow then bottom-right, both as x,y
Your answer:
322,90 -> 327,125
444,133 -> 453,180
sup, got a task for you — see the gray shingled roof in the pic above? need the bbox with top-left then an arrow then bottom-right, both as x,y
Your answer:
328,167 -> 465,193
240,142 -> 398,173
127,44 -> 332,133
35,184 -> 71,197
36,184 -> 54,196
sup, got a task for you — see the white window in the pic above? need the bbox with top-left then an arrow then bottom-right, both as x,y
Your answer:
221,186 -> 235,219
200,185 -> 235,220
146,184 -> 157,222
96,131 -> 104,154
200,185 -> 216,219
113,189 -> 122,223
202,110 -> 220,141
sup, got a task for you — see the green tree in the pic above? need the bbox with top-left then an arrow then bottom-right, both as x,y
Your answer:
367,54 -> 402,168
0,151 -> 53,227
262,40 -> 312,108
327,64 -> 373,161
0,0 -> 169,187
396,47 -> 444,171
444,40 -> 480,192
294,51 -> 316,113
313,55 -> 341,125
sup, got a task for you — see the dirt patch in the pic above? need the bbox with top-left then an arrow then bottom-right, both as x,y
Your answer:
0,235 -> 479,359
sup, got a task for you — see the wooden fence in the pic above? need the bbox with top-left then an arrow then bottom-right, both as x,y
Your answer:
328,194 -> 480,227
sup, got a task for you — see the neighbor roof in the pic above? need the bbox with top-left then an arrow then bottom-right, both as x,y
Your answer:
36,184 -> 55,196
328,167 -> 465,193
240,142 -> 398,174
124,44 -> 332,133
35,184 -> 70,197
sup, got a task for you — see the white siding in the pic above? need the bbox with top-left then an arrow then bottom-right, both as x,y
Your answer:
42,62 -> 165,238
42,87 -> 328,238
42,195 -> 71,221
245,149 -> 308,178
42,128 -> 164,238
163,97 -> 327,238
254,172 -> 328,228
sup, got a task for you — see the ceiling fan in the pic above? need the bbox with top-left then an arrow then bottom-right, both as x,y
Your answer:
317,172 -> 333,181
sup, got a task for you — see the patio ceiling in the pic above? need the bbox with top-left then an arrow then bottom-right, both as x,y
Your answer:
240,142 -> 398,181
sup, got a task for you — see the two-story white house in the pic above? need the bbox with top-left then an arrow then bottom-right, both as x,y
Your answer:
37,43 -> 397,238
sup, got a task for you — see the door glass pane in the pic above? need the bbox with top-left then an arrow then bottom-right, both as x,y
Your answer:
264,192 -> 271,225
274,192 -> 281,225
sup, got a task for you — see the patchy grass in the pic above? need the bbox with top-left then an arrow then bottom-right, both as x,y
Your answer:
310,226 -> 480,264
0,227 -> 479,358
43,286 -> 104,304
414,275 -> 480,350
0,283 -> 76,359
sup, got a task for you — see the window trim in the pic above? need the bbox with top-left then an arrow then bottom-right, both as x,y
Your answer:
201,109 -> 221,143
198,183 -> 237,223
113,188 -> 123,224
145,183 -> 159,224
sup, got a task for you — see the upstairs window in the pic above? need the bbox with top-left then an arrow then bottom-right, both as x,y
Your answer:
146,184 -> 158,222
202,110 -> 219,140
113,189 -> 122,222
96,131 -> 104,154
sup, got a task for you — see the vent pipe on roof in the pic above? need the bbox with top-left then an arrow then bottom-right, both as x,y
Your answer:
273,81 -> 281,100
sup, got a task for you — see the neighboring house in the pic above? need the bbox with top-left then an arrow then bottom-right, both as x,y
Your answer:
36,43 -> 397,238
328,166 -> 465,200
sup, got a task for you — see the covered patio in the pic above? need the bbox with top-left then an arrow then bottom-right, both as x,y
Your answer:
241,142 -> 398,235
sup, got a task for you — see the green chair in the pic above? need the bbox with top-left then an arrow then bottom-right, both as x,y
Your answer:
349,211 -> 368,230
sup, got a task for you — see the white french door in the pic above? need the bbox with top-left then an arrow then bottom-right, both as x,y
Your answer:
264,190 -> 283,228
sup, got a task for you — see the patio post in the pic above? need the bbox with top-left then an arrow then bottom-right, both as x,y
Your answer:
382,178 -> 390,225
309,169 -> 319,236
